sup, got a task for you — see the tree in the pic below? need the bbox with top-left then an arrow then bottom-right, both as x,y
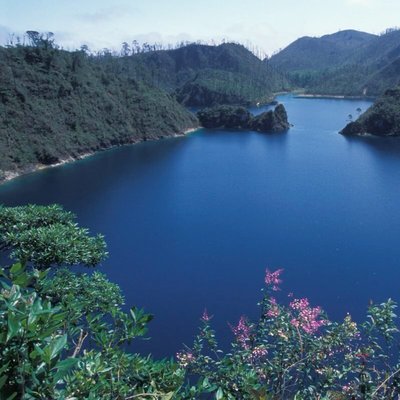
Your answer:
26,30 -> 41,47
80,44 -> 90,54
121,41 -> 131,56
25,31 -> 55,49
0,204 -> 182,399
0,204 -> 107,268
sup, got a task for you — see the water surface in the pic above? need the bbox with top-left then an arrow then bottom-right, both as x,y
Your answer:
2,95 -> 400,357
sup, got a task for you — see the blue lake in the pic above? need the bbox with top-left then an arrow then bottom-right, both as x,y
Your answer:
1,94 -> 400,358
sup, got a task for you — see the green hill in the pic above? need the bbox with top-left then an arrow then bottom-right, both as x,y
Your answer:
270,30 -> 376,72
129,43 -> 288,106
341,88 -> 400,136
0,44 -> 198,181
270,29 -> 400,96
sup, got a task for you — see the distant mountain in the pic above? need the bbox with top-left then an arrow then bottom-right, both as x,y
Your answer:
270,29 -> 400,96
0,44 -> 198,181
129,43 -> 288,106
341,88 -> 400,136
270,30 -> 376,72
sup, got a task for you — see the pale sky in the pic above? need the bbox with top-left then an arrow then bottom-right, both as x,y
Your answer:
1,0 -> 399,56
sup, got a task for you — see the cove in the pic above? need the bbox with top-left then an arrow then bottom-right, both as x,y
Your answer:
2,94 -> 400,358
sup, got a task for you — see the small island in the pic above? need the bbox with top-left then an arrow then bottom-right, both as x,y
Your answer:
197,104 -> 290,133
341,88 -> 400,136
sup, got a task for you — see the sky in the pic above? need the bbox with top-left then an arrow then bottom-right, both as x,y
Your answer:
1,0 -> 400,56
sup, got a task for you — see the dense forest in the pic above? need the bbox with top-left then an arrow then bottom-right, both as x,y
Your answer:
270,28 -> 400,96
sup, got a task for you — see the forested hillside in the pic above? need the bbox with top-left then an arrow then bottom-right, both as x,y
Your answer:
129,43 -> 288,106
0,40 -> 200,181
270,28 -> 400,96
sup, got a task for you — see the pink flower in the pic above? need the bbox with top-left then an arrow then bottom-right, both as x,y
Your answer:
290,298 -> 326,334
342,384 -> 353,394
249,346 -> 268,361
201,308 -> 212,322
265,268 -> 284,291
231,316 -> 252,349
290,298 -> 310,311
266,297 -> 280,318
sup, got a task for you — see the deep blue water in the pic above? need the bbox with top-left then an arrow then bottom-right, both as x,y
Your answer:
2,94 -> 400,358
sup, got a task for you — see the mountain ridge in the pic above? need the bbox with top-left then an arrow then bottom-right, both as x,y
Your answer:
270,28 -> 400,96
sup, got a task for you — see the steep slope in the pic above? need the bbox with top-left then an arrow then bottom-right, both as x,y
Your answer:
129,43 -> 288,106
341,88 -> 400,136
0,45 -> 198,181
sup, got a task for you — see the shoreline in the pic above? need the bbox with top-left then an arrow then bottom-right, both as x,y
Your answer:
0,126 -> 201,186
294,93 -> 376,100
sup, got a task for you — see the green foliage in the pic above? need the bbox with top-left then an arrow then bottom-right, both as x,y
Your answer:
0,204 -> 107,267
0,262 -> 183,399
197,105 -> 252,129
39,269 -> 124,315
64,351 -> 184,399
0,266 -> 76,399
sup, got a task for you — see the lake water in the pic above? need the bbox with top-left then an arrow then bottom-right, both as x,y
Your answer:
2,94 -> 400,358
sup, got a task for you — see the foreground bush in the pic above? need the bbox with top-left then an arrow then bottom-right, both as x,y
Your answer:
0,205 -> 184,399
179,269 -> 400,399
